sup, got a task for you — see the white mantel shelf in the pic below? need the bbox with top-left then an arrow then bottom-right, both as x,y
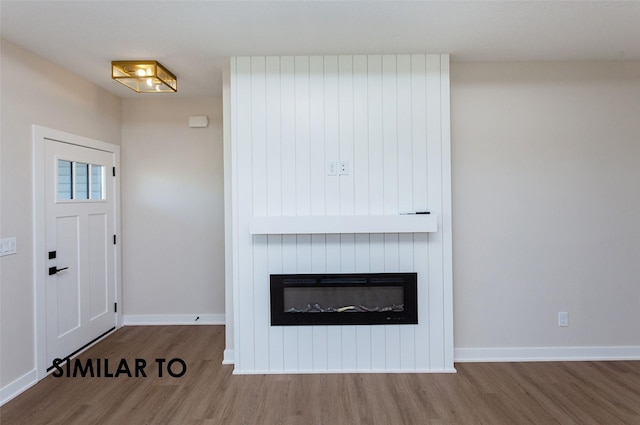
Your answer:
249,214 -> 437,235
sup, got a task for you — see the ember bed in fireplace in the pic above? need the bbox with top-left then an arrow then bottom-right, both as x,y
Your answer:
270,273 -> 418,326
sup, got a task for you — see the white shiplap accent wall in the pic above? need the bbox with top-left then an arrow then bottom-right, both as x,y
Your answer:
226,54 -> 453,373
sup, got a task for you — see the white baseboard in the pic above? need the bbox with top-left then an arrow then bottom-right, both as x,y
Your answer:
454,346 -> 640,363
222,349 -> 235,365
1,369 -> 37,406
123,314 -> 225,326
232,367 -> 457,375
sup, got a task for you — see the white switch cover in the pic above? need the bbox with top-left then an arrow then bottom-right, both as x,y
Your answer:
0,237 -> 17,256
327,161 -> 337,176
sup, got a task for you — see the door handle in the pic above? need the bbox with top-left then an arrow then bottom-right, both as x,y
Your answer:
49,266 -> 69,276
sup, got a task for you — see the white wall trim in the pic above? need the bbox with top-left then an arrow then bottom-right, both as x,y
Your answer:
223,65 -> 236,370
222,349 -> 235,365
0,369 -> 37,406
232,368 -> 457,375
454,346 -> 640,363
122,314 -> 225,326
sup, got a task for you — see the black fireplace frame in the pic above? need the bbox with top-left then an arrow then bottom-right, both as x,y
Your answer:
270,272 -> 418,326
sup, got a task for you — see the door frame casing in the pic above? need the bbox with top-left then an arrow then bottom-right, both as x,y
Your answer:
33,125 -> 122,380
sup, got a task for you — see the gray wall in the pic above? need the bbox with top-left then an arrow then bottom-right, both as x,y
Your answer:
121,97 -> 225,318
0,39 -> 122,389
451,61 -> 640,351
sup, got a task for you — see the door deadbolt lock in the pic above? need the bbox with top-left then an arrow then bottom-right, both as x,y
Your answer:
49,266 -> 69,276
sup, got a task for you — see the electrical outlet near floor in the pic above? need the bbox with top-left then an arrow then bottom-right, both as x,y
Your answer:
558,311 -> 569,327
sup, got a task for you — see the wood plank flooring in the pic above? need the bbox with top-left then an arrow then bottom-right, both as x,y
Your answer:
1,326 -> 639,424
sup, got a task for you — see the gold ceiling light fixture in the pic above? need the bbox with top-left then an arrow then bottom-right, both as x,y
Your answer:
111,60 -> 177,93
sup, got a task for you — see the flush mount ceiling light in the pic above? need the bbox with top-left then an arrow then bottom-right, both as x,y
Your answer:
111,60 -> 177,93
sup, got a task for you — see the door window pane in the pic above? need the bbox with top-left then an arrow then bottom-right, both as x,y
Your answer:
57,160 -> 72,200
57,160 -> 105,201
74,162 -> 89,200
90,164 -> 103,200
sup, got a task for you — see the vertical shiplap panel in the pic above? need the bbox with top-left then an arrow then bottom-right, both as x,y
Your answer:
295,57 -> 314,371
311,234 -> 328,370
399,234 -> 416,370
295,56 -> 311,216
396,55 -> 416,370
309,56 -> 326,217
367,55 -> 386,370
382,55 -> 401,370
411,54 -> 430,370
382,55 -> 398,216
297,234 -> 313,371
280,56 -> 298,371
384,233 -> 401,370
312,327 -> 329,372
353,55 -> 372,370
266,57 -> 283,218
235,57 -> 255,371
353,55 -> 369,216
341,329 -> 357,371
338,55 -> 355,216
252,236 -> 269,372
266,56 -> 284,371
325,234 -> 342,369
282,236 -> 298,371
354,233 -> 371,370
411,55 -> 428,212
281,56 -> 297,217
338,55 -> 357,370
340,235 -> 357,370
414,256 -> 429,364
229,59 -> 239,367
369,235 -> 386,369
309,56 -> 328,371
251,57 -> 270,372
251,57 -> 267,212
325,56 -> 340,217
367,55 -> 384,215
340,236 -> 357,370
324,56 -> 343,370
397,55 -> 413,214
426,54 -> 445,369
440,56 -> 455,369
267,234 -> 283,371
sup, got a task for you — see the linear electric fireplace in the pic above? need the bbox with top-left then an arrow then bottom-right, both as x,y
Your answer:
270,273 -> 418,326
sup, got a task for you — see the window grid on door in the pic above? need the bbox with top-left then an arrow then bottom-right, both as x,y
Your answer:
57,159 -> 104,201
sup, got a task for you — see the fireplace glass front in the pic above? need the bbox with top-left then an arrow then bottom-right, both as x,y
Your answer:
270,273 -> 418,326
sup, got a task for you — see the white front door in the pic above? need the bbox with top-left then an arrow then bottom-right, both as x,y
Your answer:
44,138 -> 117,368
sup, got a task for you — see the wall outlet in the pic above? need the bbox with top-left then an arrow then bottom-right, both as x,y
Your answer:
558,311 -> 569,327
339,160 -> 349,175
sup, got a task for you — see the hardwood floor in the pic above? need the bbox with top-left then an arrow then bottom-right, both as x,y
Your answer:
2,326 -> 639,424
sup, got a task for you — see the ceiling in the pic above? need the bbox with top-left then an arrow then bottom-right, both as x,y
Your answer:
1,1 -> 639,98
